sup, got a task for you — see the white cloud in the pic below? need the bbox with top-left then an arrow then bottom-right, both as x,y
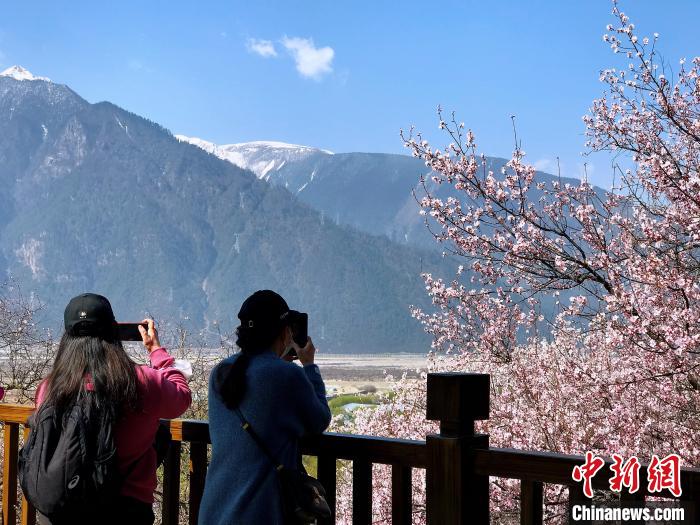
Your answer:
127,59 -> 153,73
534,158 -> 557,173
281,36 -> 334,80
246,38 -> 277,58
534,158 -> 598,184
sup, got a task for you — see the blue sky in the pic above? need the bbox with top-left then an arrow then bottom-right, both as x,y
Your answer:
1,1 -> 698,187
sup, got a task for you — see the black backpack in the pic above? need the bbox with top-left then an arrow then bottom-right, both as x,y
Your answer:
19,394 -> 121,520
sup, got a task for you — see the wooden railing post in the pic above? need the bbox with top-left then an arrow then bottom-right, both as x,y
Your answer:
426,373 -> 490,525
3,423 -> 20,525
21,426 -> 36,525
316,454 -> 337,525
162,441 -> 182,525
188,442 -> 208,525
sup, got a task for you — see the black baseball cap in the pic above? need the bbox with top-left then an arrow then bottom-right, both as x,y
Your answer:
238,290 -> 290,330
64,293 -> 117,337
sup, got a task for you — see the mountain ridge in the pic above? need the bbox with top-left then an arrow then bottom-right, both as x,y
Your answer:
0,74 -> 448,352
179,135 -> 593,251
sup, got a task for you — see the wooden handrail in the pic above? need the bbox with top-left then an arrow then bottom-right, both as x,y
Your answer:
161,418 -> 210,443
474,447 -> 700,500
161,418 -> 428,467
0,405 -> 33,425
301,433 -> 427,467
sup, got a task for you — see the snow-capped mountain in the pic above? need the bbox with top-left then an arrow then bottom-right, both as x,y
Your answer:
0,65 -> 50,82
178,133 -> 446,246
179,134 -> 594,253
176,135 -> 332,185
0,74 -> 446,352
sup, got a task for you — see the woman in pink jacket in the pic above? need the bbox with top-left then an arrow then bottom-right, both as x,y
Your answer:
34,293 -> 192,525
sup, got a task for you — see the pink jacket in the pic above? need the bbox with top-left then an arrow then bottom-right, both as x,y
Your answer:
36,347 -> 192,504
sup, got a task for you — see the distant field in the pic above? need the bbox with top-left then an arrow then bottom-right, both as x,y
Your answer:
8,343 -> 426,394
314,353 -> 427,395
125,347 -> 429,396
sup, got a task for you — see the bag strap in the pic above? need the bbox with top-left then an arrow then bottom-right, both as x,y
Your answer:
234,407 -> 286,472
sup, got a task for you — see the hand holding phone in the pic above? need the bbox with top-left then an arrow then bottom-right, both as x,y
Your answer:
295,337 -> 316,366
137,319 -> 161,353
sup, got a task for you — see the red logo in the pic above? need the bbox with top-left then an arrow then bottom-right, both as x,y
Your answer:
572,452 -> 605,498
609,454 -> 640,493
648,454 -> 682,497
572,453 -> 682,498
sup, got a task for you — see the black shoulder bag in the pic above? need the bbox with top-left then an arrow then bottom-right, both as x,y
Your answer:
234,408 -> 331,524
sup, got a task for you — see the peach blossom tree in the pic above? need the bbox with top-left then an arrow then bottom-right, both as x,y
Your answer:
333,2 -> 700,522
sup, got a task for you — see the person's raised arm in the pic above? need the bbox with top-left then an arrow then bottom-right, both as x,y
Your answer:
139,319 -> 192,419
287,337 -> 331,435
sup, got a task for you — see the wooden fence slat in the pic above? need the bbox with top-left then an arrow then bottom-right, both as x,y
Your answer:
317,454 -> 337,525
520,480 -> 543,525
620,489 -> 645,525
188,442 -> 207,525
352,459 -> 372,525
567,483 -> 586,521
161,441 -> 182,525
391,464 -> 411,525
620,488 -> 645,503
3,423 -> 19,525
20,426 -> 35,525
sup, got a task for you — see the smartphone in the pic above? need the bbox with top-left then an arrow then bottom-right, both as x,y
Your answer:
117,322 -> 148,341
290,312 -> 308,348
284,311 -> 308,359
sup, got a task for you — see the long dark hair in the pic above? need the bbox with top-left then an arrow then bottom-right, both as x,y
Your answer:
215,321 -> 285,409
43,332 -> 140,418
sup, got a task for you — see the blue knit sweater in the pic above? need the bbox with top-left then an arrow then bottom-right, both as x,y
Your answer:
198,351 -> 331,525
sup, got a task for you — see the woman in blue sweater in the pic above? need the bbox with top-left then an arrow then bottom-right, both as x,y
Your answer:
199,290 -> 332,525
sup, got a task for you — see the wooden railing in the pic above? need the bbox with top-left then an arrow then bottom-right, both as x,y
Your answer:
1,373 -> 699,524
0,405 -> 36,525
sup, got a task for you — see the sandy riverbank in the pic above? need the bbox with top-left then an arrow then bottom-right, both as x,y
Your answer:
314,353 -> 428,395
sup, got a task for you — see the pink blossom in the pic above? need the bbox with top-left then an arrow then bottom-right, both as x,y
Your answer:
336,2 -> 700,523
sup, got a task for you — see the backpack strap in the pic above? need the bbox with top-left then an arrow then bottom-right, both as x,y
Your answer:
234,407 -> 285,472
